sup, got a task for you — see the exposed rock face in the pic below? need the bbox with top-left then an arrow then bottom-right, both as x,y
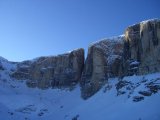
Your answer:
81,19 -> 160,99
11,61 -> 31,80
11,48 -> 84,89
0,57 -> 8,71
124,19 -> 160,74
0,63 -> 4,71
8,18 -> 160,99
81,36 -> 124,99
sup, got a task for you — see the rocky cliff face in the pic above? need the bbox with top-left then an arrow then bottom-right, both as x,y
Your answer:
6,19 -> 160,99
124,19 -> 160,75
80,19 -> 160,99
81,36 -> 124,99
11,48 -> 84,89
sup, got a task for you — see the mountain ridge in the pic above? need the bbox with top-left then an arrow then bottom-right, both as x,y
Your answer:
0,18 -> 160,99
0,18 -> 160,120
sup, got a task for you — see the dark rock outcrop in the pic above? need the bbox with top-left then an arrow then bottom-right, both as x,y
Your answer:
138,91 -> 152,96
0,63 -> 4,71
11,48 -> 84,89
0,57 -> 8,71
133,96 -> 144,102
80,36 -> 124,99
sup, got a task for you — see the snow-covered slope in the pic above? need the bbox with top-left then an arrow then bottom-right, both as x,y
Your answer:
0,58 -> 160,120
69,73 -> 160,120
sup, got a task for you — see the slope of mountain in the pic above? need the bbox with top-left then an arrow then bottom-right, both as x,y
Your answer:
0,57 -> 160,120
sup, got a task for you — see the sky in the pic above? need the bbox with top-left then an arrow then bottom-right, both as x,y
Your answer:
0,0 -> 160,62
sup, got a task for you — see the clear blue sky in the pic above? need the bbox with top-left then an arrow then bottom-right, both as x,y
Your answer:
0,0 -> 160,62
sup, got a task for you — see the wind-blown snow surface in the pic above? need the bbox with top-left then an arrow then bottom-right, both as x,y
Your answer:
0,58 -> 160,120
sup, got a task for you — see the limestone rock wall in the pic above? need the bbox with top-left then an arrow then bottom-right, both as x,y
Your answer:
9,19 -> 160,99
12,48 -> 84,89
81,36 -> 124,99
124,19 -> 160,74
81,19 -> 160,99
